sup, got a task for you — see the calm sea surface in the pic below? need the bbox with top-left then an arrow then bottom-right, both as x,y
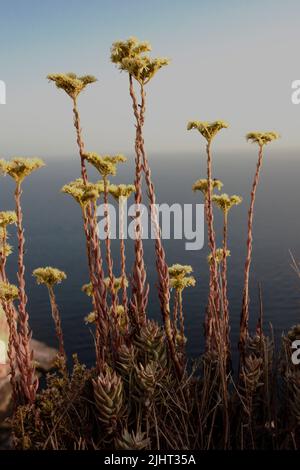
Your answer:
0,151 -> 299,366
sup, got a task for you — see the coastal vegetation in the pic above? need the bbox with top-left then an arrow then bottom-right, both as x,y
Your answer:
0,37 -> 299,450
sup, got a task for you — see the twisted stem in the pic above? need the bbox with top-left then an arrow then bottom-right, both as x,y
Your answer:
240,145 -> 264,356
128,75 -> 148,327
15,182 -> 38,403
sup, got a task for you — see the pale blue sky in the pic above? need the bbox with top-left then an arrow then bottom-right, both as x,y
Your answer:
1,0 -> 300,157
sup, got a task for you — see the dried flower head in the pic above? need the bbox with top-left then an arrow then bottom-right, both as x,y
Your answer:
187,120 -> 229,143
47,73 -> 97,100
212,193 -> 242,212
104,276 -> 128,293
111,37 -> 169,84
192,178 -> 223,195
33,267 -> 67,287
84,152 -> 126,178
0,282 -> 19,302
84,311 -> 98,324
207,248 -> 231,265
246,132 -> 280,147
0,158 -> 45,183
0,211 -> 17,227
108,184 -> 136,201
62,178 -> 104,206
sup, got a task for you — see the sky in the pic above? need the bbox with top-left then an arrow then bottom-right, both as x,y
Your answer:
1,0 -> 300,157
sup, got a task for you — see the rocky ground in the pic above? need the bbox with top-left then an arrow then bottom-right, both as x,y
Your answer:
0,340 -> 57,449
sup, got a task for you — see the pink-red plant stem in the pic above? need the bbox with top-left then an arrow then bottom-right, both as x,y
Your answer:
72,96 -> 109,368
128,75 -> 149,327
205,143 -> 220,351
139,84 -> 182,378
83,206 -> 108,370
15,182 -> 38,404
2,301 -> 18,405
119,198 -> 128,329
48,286 -> 66,360
222,210 -> 230,361
240,144 -> 264,356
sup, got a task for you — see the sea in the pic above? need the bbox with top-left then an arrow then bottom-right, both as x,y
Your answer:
0,150 -> 299,367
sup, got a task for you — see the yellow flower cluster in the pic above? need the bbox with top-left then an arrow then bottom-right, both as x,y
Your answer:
0,282 -> 19,302
84,153 -> 126,178
168,264 -> 193,278
111,37 -> 170,85
246,132 -> 279,146
0,158 -> 45,183
207,248 -> 231,265
192,178 -> 223,195
82,277 -> 128,297
170,276 -> 196,290
84,306 -> 126,327
212,194 -> 242,212
47,73 -> 97,99
82,282 -> 93,297
168,264 -> 196,291
0,211 -> 17,227
33,267 -> 67,287
84,311 -> 98,324
104,276 -> 128,293
187,120 -> 229,143
122,56 -> 170,85
109,184 -> 136,201
111,37 -> 151,63
0,244 -> 12,258
0,228 -> 12,257
112,305 -> 127,330
62,178 -> 104,206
